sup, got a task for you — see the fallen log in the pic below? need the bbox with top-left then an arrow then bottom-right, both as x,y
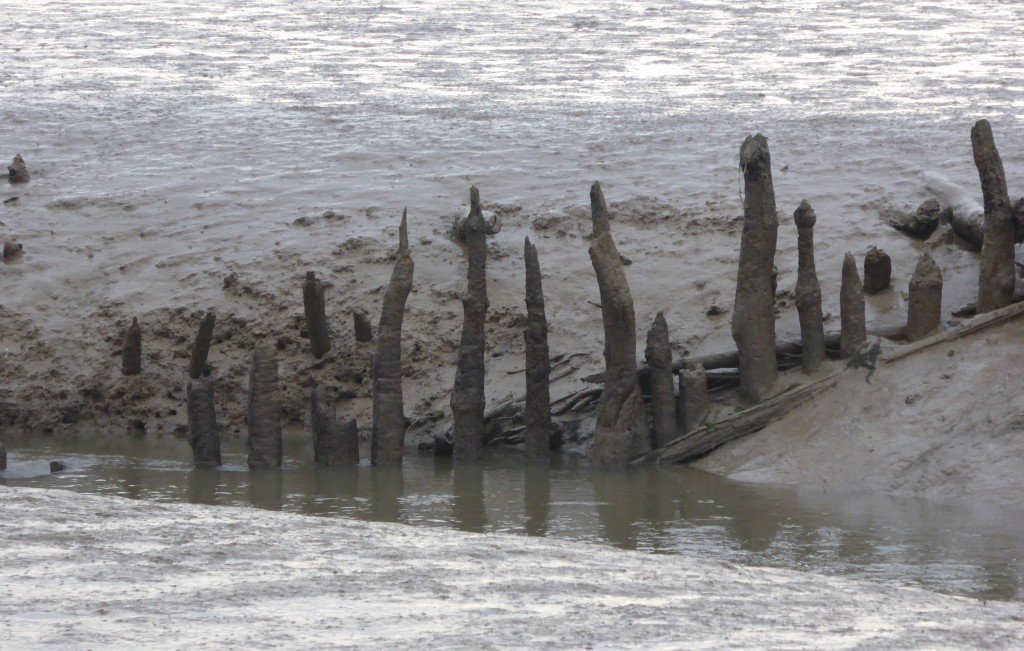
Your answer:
632,369 -> 843,466
882,299 -> 1024,363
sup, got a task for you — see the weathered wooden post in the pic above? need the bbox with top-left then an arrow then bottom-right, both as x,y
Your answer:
733,134 -> 779,403
371,210 -> 414,466
677,363 -> 710,435
0,440 -> 6,471
645,312 -> 678,448
523,236 -> 552,462
451,186 -> 497,463
972,119 -> 1016,313
863,246 -> 892,295
8,154 -> 29,183
906,252 -> 943,342
186,376 -> 221,468
840,253 -> 867,357
247,346 -> 282,469
589,182 -> 650,467
188,311 -> 216,379
793,200 -> 825,374
353,308 -> 374,343
312,385 -> 359,466
121,317 -> 142,376
303,271 -> 332,358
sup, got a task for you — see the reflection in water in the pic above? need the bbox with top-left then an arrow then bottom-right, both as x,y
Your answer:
371,466 -> 404,524
523,465 -> 550,537
187,469 -> 221,506
4,439 -> 1024,602
452,464 -> 486,533
248,470 -> 284,511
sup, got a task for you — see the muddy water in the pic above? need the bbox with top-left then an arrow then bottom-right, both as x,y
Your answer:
3,437 -> 1022,603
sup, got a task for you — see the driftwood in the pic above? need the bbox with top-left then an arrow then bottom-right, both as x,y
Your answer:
883,299 -> 1024,363
188,311 -> 216,379
633,370 -> 843,465
523,237 -> 552,462
371,210 -> 414,466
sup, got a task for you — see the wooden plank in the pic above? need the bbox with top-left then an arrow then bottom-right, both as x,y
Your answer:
632,370 -> 842,466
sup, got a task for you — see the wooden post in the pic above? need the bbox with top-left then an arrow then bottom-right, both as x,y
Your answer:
523,237 -> 552,462
972,119 -> 1016,313
187,376 -> 221,468
793,200 -> 825,373
188,311 -> 216,379
312,385 -> 359,466
906,252 -> 943,342
371,210 -> 414,466
303,271 -> 332,358
733,135 -> 779,402
451,186 -> 490,463
840,253 -> 866,357
589,182 -> 650,467
247,346 -> 282,469
121,317 -> 142,376
645,312 -> 678,448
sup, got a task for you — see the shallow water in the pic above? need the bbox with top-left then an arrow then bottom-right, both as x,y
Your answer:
3,437 -> 1023,603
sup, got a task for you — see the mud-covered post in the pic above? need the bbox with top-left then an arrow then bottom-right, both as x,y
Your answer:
863,247 -> 892,295
645,312 -> 678,448
303,271 -> 332,358
523,236 -> 552,462
451,186 -> 493,462
188,311 -> 216,379
589,182 -> 650,467
677,364 -> 710,435
733,135 -> 779,402
353,308 -> 374,343
906,252 -> 943,342
793,201 -> 825,374
187,376 -> 221,468
972,119 -> 1016,313
247,346 -> 282,469
590,180 -> 612,239
8,154 -> 29,183
371,210 -> 414,466
840,253 -> 867,357
0,440 -> 6,471
312,385 -> 359,466
121,317 -> 142,376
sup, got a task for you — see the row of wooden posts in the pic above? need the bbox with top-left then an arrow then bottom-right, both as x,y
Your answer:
121,119 -> 1014,471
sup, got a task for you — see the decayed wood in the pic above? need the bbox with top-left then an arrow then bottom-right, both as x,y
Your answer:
633,370 -> 843,466
972,119 -> 1017,313
523,236 -> 552,462
188,311 -> 216,379
303,271 -> 332,358
371,209 -> 414,466
312,385 -> 359,466
451,186 -> 491,462
732,134 -> 779,403
645,312 -> 677,448
121,317 -> 142,376
186,376 -> 221,468
883,299 -> 1024,363
588,182 -> 650,467
247,346 -> 282,469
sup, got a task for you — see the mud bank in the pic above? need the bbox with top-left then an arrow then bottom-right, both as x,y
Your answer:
1,486 -> 1022,649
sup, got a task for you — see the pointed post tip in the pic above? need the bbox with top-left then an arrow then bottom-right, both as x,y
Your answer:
399,208 -> 409,252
